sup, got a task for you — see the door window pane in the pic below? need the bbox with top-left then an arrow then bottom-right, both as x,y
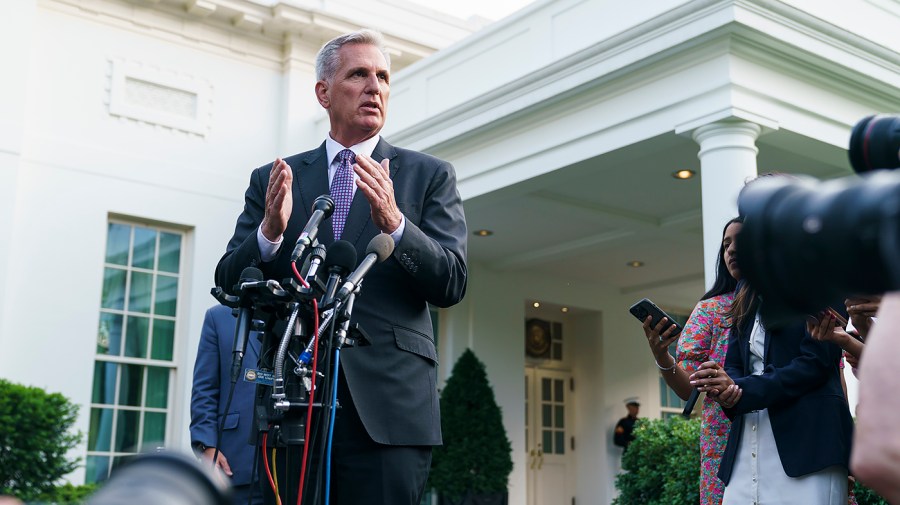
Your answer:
97,313 -> 123,355
105,224 -> 131,266
131,228 -> 156,269
101,268 -> 126,310
155,275 -> 178,316
151,319 -> 175,361
143,412 -> 166,447
118,364 -> 144,407
87,408 -> 114,451
92,362 -> 118,405
158,232 -> 181,273
128,272 -> 153,313
124,316 -> 149,359
145,366 -> 169,409
85,456 -> 110,484
114,410 -> 139,452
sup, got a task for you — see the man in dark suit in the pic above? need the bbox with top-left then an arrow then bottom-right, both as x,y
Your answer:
215,29 -> 467,505
190,304 -> 264,505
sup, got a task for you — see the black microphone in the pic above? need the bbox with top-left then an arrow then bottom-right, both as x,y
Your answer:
290,195 -> 335,262
230,267 -> 263,383
320,240 -> 357,307
334,234 -> 394,304
682,389 -> 700,419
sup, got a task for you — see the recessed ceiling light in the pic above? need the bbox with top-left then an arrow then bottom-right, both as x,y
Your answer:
533,302 -> 540,308
474,229 -> 493,237
627,260 -> 644,268
672,169 -> 696,180
561,307 -> 569,313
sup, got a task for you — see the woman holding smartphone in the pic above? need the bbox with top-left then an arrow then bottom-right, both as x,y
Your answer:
641,216 -> 743,505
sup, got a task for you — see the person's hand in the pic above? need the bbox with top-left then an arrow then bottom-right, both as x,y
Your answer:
807,312 -> 852,347
715,384 -> 743,408
844,350 -> 860,370
689,361 -> 734,397
641,315 -> 679,366
260,158 -> 293,241
846,295 -> 881,340
354,154 -> 403,234
200,447 -> 233,485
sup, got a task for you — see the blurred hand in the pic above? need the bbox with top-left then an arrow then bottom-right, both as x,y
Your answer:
261,158 -> 293,241
845,295 -> 881,340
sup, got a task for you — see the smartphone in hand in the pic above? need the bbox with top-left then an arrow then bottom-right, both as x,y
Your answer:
629,298 -> 683,336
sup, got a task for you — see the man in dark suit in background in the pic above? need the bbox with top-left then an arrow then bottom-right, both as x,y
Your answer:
190,304 -> 264,505
215,29 -> 468,505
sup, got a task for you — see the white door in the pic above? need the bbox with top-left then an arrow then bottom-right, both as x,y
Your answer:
525,367 -> 575,505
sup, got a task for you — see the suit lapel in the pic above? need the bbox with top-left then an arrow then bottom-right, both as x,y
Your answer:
298,143 -> 332,243
339,138 -> 399,247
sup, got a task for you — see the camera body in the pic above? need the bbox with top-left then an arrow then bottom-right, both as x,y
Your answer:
736,115 -> 900,324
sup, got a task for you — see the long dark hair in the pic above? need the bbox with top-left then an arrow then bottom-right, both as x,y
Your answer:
700,216 -> 743,301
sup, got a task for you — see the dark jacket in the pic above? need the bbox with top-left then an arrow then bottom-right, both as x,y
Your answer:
717,295 -> 853,484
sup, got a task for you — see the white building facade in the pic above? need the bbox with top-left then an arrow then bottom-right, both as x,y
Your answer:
1,0 -> 897,504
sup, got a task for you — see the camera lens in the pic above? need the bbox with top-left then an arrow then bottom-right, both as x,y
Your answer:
736,171 -> 900,323
849,115 -> 900,173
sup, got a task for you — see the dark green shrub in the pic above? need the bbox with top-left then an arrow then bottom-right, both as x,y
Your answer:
613,416 -> 700,505
854,480 -> 890,505
430,349 -> 513,502
0,379 -> 82,501
37,483 -> 98,504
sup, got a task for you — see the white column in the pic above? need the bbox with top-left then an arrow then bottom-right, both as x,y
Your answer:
692,121 -> 761,290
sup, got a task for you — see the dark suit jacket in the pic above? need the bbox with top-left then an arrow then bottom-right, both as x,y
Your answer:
189,304 -> 261,486
215,138 -> 467,446
717,297 -> 853,484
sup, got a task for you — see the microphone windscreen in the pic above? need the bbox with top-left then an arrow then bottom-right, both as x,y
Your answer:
239,267 -> 264,283
365,234 -> 395,262
312,194 -> 335,216
323,240 -> 357,274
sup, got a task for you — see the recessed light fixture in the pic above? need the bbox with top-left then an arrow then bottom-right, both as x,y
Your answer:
672,169 -> 696,180
561,307 -> 569,313
474,229 -> 493,237
533,302 -> 541,308
627,260 -> 644,268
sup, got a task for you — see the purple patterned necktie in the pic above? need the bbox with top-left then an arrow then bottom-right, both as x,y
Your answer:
331,149 -> 355,239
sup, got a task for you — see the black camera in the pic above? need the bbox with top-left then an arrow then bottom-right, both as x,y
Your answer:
736,114 -> 900,324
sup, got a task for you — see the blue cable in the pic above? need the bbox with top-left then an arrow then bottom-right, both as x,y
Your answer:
324,347 -> 341,505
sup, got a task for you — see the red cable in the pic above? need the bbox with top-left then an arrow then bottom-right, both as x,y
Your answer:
262,430 -> 279,504
291,260 -> 319,505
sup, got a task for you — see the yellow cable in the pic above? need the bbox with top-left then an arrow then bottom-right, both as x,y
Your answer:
271,447 -> 282,505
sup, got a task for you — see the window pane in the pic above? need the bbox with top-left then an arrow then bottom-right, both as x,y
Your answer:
158,232 -> 181,273
554,379 -> 563,402
659,378 -> 668,408
97,313 -> 123,356
131,227 -> 156,269
555,406 -> 564,428
154,275 -> 178,317
114,410 -> 140,452
552,342 -> 562,360
88,408 -> 114,451
542,430 -> 552,453
542,405 -> 551,427
541,378 -> 551,401
101,268 -> 126,310
92,361 -> 118,405
85,455 -> 110,484
143,412 -> 166,448
124,316 -> 149,359
146,366 -> 169,409
128,272 -> 153,313
555,431 -> 565,455
118,364 -> 144,407
151,319 -> 175,361
105,223 -> 131,266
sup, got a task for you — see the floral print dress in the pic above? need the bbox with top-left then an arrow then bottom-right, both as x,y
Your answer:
676,292 -> 734,505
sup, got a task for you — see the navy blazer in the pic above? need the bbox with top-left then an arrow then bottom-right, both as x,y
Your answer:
215,138 -> 468,446
189,304 -> 261,486
717,298 -> 853,484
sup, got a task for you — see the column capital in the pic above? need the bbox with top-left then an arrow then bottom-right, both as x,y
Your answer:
692,121 -> 762,159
